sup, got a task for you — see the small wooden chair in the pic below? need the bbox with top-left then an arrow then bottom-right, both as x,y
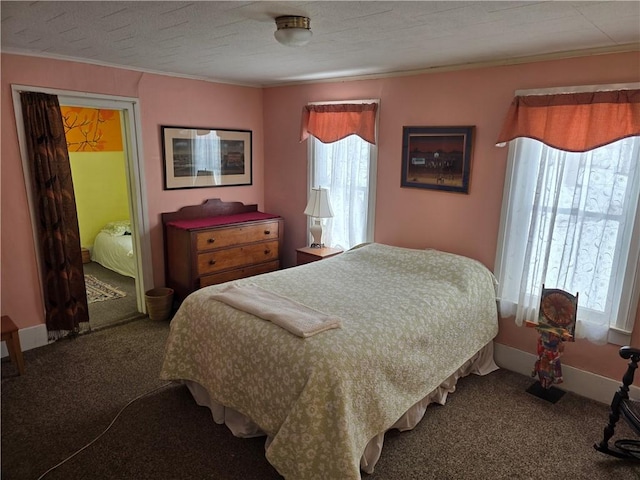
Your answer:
1,315 -> 25,375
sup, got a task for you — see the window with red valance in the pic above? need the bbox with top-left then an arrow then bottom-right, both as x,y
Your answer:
302,101 -> 379,250
494,85 -> 640,345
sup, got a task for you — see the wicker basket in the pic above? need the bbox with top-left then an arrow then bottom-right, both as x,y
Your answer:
145,287 -> 174,321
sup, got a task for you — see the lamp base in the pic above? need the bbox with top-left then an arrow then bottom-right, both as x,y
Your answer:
309,220 -> 323,249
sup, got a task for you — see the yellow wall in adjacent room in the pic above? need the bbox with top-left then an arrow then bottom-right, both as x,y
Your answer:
70,151 -> 130,247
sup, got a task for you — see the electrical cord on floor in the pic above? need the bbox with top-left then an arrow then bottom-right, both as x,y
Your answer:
36,381 -> 174,480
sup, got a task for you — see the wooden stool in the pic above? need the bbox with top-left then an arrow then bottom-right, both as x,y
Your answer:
1,315 -> 25,375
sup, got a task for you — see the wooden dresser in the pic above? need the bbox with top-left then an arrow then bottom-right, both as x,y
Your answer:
162,199 -> 284,302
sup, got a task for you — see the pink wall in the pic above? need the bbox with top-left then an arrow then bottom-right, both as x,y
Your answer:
2,51 -> 639,384
1,54 -> 265,331
262,52 -> 640,382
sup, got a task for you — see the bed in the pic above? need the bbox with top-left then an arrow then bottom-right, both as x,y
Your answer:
160,242 -> 499,479
91,220 -> 136,278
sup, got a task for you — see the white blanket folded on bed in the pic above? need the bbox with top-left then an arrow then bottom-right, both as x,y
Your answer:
210,285 -> 342,337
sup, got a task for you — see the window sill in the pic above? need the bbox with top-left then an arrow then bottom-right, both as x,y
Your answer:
608,328 -> 632,346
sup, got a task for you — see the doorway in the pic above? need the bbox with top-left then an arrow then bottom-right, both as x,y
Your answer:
11,86 -> 153,332
62,106 -> 142,329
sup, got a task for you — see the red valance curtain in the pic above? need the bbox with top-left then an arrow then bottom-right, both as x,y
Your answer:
301,103 -> 378,145
21,92 -> 89,340
496,89 -> 640,152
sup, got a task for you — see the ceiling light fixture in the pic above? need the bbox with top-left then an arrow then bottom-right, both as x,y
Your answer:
274,15 -> 312,47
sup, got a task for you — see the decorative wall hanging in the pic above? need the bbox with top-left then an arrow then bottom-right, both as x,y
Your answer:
60,107 -> 123,152
161,126 -> 252,189
401,126 -> 474,193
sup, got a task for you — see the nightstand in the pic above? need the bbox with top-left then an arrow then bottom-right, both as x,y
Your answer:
296,246 -> 342,266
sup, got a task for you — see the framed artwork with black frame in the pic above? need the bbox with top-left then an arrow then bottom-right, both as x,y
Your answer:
161,126 -> 252,190
401,126 -> 474,193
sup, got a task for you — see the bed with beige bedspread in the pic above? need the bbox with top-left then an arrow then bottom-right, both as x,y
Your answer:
160,243 -> 499,479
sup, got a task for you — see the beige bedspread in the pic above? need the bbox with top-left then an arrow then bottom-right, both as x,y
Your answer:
160,243 -> 499,479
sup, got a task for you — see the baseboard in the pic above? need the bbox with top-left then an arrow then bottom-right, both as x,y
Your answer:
493,342 -> 639,405
1,323 -> 49,358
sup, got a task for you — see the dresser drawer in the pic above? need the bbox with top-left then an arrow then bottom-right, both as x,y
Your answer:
196,221 -> 279,252
197,240 -> 279,275
200,261 -> 280,288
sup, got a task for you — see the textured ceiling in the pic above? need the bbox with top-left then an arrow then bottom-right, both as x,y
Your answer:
1,1 -> 639,87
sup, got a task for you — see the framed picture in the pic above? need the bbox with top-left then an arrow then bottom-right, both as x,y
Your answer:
401,126 -> 474,193
161,126 -> 252,189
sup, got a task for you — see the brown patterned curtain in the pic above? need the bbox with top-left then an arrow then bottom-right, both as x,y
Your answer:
20,92 -> 88,340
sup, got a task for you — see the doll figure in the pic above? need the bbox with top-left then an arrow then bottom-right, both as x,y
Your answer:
531,330 -> 565,389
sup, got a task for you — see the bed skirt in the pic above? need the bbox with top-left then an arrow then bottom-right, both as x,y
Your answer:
183,341 -> 498,476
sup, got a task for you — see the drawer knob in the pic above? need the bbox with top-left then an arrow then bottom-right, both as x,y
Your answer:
207,238 -> 215,244
209,259 -> 216,265
264,249 -> 271,255
264,230 -> 271,235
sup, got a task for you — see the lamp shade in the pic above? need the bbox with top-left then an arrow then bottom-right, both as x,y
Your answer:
304,187 -> 334,218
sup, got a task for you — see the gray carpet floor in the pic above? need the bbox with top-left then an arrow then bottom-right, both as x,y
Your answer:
1,317 -> 638,479
83,261 -> 143,330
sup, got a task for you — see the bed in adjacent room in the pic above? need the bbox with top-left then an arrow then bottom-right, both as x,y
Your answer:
91,220 -> 136,278
160,242 -> 499,479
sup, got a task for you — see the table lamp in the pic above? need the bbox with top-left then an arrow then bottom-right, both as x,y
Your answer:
304,187 -> 334,248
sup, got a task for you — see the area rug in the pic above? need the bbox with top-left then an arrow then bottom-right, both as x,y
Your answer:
85,274 -> 126,304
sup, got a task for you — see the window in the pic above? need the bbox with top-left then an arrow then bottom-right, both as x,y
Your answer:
303,101 -> 379,250
308,134 -> 376,249
495,136 -> 640,344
